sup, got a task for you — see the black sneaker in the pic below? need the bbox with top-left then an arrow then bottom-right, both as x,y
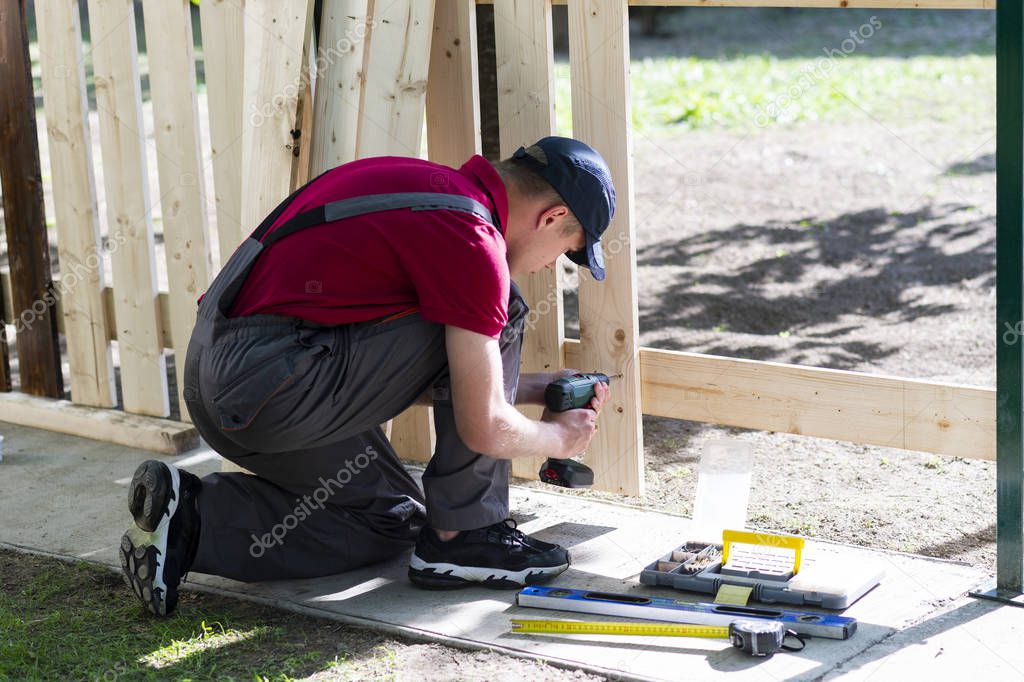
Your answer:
119,460 -> 201,616
408,519 -> 570,589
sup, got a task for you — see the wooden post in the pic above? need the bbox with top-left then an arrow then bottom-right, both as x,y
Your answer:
35,0 -> 116,407
310,0 -> 371,172
87,0 -> 169,417
199,0 -> 246,268
0,0 -> 63,398
494,0 -> 562,481
568,0 -> 643,496
142,0 -> 214,420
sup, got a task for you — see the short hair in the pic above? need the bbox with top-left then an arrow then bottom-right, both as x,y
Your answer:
493,146 -> 583,237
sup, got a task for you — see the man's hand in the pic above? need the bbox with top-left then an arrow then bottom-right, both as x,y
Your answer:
540,380 -> 610,458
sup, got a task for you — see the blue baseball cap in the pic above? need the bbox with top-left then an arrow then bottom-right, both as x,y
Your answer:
512,136 -> 616,281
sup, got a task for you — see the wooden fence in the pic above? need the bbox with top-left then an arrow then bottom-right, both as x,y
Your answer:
0,0 -> 998,496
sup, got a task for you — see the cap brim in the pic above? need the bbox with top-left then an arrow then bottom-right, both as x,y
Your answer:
567,234 -> 605,281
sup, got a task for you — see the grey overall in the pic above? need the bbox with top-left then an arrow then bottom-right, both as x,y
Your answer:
182,189 -> 528,582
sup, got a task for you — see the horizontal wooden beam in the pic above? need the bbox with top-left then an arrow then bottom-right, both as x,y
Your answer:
565,339 -> 996,461
477,0 -> 993,8
0,392 -> 198,454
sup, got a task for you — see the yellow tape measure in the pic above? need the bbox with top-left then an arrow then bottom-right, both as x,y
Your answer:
510,619 -> 729,639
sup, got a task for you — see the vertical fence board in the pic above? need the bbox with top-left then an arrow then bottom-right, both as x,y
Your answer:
393,0 -> 481,464
198,0 -> 246,267
356,0 -> 435,157
0,0 -> 63,398
494,0 -> 562,480
568,0 -> 643,496
311,0 -> 370,172
35,0 -> 116,407
356,0 -> 436,460
87,0 -> 169,416
221,0 -> 312,474
426,0 -> 480,165
240,0 -> 313,232
141,0 -> 213,420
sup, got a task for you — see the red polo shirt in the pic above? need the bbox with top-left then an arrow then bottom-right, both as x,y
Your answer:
228,155 -> 511,338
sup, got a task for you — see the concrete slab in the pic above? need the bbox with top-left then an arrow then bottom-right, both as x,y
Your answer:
0,422 -> 1010,681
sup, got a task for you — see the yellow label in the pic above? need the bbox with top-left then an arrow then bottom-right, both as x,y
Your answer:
722,529 -> 805,574
714,583 -> 753,606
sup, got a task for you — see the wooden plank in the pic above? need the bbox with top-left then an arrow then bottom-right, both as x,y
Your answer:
35,0 -> 116,407
476,1 -> 994,9
0,392 -> 198,454
563,340 -> 997,461
493,0 -> 562,481
356,0 -> 436,157
0,0 -> 63,398
87,0 -> 169,416
142,0 -> 214,421
311,0 -> 371,172
240,0 -> 314,231
198,0 -> 246,267
567,0 -> 643,496
426,0 -> 481,166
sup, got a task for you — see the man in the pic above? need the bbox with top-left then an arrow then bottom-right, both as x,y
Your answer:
119,137 -> 615,616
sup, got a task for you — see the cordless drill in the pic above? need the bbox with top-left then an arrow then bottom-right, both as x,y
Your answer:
538,373 -> 612,488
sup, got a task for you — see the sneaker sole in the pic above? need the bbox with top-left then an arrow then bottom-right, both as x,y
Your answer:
407,553 -> 568,590
120,461 -> 180,616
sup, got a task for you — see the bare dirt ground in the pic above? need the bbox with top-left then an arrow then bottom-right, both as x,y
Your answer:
544,10 -> 999,574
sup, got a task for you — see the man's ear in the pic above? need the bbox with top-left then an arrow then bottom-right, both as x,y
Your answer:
538,204 -> 569,231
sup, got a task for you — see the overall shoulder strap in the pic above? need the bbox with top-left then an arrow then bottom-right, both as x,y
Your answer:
254,192 -> 498,248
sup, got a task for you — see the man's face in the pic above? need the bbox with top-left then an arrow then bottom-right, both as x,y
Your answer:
511,208 -> 587,278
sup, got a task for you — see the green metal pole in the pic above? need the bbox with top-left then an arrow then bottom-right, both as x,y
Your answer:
994,0 -> 1024,598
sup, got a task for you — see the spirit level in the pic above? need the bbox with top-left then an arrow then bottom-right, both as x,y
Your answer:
516,586 -> 857,640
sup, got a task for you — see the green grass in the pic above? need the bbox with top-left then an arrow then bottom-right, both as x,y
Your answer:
0,552 -> 392,681
553,53 -> 994,135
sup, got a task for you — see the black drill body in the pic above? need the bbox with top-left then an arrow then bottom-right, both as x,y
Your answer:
538,373 -> 610,488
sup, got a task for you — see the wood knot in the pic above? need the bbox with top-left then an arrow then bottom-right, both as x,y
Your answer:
614,328 -> 625,342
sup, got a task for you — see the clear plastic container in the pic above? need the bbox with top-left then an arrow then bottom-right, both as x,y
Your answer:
691,438 -> 753,539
